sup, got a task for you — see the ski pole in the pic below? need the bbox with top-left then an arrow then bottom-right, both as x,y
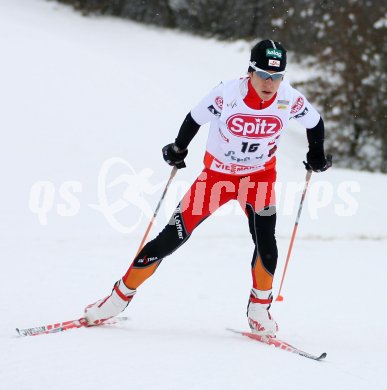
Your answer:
135,166 -> 178,257
276,154 -> 332,301
275,166 -> 313,302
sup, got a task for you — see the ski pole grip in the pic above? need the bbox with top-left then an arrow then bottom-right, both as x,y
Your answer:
303,160 -> 312,172
303,153 -> 333,172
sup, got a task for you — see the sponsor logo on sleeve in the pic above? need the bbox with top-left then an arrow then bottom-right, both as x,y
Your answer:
207,105 -> 221,117
291,96 -> 304,114
215,96 -> 223,109
293,107 -> 309,119
226,114 -> 282,139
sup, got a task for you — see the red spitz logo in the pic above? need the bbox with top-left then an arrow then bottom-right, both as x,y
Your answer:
291,96 -> 304,114
226,114 -> 282,139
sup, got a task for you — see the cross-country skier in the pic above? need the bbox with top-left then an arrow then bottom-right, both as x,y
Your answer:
84,39 -> 331,336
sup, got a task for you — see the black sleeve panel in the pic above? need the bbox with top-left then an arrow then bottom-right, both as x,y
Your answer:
174,112 -> 201,150
306,116 -> 325,153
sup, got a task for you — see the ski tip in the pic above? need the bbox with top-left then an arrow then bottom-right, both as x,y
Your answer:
225,328 -> 240,334
318,352 -> 327,361
15,328 -> 28,337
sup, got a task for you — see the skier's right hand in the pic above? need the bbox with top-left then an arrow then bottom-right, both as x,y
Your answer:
162,143 -> 188,169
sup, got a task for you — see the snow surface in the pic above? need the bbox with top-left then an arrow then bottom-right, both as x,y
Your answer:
1,1 -> 386,389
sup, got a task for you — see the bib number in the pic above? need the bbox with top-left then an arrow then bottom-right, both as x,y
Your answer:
241,142 -> 260,153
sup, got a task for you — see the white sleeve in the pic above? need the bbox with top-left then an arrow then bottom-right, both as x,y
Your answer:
290,89 -> 321,129
190,83 -> 224,125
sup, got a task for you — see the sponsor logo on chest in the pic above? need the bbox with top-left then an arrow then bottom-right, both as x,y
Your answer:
226,114 -> 283,139
277,99 -> 289,110
215,96 -> 223,109
214,162 -> 258,174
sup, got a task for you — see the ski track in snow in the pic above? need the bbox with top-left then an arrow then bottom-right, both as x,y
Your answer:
1,1 -> 386,389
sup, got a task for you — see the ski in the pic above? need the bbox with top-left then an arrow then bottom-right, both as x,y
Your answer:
227,328 -> 327,361
16,316 -> 128,337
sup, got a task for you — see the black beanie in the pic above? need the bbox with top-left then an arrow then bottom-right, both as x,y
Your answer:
248,39 -> 287,72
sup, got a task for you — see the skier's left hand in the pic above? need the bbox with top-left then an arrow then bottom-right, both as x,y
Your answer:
305,152 -> 332,172
162,143 -> 188,169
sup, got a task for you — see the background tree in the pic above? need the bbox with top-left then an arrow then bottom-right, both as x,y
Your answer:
281,0 -> 386,172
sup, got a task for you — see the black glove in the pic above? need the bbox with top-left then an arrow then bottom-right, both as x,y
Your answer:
305,152 -> 332,172
162,143 -> 188,169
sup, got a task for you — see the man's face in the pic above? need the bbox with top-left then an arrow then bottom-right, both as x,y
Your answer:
249,71 -> 283,101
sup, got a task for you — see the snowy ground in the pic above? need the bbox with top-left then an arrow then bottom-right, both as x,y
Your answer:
1,1 -> 386,389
